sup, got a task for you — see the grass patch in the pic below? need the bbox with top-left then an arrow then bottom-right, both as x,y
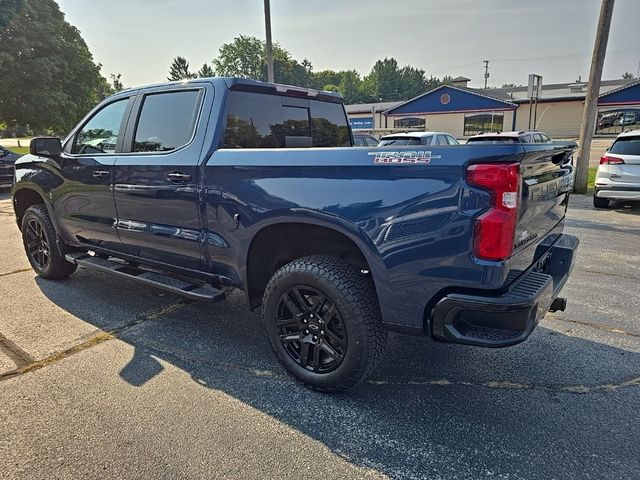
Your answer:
588,166 -> 597,188
11,146 -> 29,155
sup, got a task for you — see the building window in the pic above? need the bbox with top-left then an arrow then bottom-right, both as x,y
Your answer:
463,112 -> 504,136
596,108 -> 640,135
394,117 -> 425,129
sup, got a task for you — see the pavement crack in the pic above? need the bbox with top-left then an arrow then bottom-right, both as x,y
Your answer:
547,313 -> 640,338
0,332 -> 34,368
0,268 -> 32,278
366,375 -> 640,394
0,301 -> 186,382
575,268 -> 640,282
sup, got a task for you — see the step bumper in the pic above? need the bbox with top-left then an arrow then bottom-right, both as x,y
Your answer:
430,234 -> 579,348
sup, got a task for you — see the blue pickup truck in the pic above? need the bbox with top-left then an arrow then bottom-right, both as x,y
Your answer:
11,78 -> 578,391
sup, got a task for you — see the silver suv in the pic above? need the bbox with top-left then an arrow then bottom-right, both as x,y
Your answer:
594,130 -> 640,208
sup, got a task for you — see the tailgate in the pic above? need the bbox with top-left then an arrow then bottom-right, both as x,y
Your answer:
512,143 -> 575,267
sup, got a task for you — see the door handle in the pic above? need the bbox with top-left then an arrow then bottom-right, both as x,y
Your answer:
93,170 -> 109,179
166,172 -> 191,183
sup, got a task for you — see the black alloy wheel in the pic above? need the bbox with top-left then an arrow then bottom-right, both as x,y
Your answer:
21,204 -> 77,279
25,217 -> 50,270
276,286 -> 347,374
262,255 -> 387,392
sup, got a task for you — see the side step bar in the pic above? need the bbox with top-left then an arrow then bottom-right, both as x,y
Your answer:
65,252 -> 225,303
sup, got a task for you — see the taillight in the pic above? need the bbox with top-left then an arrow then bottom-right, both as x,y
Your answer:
466,163 -> 521,261
600,155 -> 625,165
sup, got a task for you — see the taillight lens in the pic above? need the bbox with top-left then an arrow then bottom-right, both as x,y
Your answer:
600,155 -> 625,165
466,163 -> 521,261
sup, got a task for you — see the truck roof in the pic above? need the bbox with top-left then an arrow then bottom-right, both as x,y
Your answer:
113,77 -> 345,104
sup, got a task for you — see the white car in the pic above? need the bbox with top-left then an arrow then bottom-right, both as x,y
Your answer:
594,129 -> 640,208
378,131 -> 460,147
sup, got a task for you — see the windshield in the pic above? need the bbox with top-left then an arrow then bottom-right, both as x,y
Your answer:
379,137 -> 422,146
609,137 -> 640,155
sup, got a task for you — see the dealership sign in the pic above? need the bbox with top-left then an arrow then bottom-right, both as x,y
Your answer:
349,117 -> 374,129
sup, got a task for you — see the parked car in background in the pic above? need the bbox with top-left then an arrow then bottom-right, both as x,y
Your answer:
594,130 -> 640,208
0,145 -> 22,185
378,131 -> 460,146
466,131 -> 553,144
352,132 -> 379,147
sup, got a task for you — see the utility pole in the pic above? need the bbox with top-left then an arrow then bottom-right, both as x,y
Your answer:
483,60 -> 490,89
575,0 -> 615,194
264,0 -> 274,83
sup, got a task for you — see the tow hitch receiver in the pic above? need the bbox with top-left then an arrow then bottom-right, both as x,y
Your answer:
549,297 -> 567,312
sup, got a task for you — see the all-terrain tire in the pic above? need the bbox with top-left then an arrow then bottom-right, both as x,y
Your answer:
262,255 -> 387,392
21,204 -> 77,279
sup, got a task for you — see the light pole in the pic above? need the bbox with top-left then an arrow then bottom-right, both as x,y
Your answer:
264,0 -> 274,83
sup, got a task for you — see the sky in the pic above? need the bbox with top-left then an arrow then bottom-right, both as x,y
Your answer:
56,0 -> 640,90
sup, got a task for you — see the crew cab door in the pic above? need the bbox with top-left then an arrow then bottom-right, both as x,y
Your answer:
56,95 -> 134,249
112,85 -> 208,270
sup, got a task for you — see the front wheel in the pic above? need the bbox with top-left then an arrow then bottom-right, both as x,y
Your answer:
262,255 -> 386,392
21,204 -> 77,279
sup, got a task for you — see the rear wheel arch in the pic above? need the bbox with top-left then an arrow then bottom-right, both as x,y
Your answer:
245,221 -> 377,310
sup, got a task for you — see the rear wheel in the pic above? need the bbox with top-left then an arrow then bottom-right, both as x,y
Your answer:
21,204 -> 77,279
262,255 -> 386,392
593,194 -> 611,209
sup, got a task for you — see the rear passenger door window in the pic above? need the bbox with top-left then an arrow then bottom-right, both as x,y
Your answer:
421,136 -> 433,145
132,90 -> 202,152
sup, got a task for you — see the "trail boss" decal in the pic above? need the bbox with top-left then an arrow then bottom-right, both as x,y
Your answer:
368,151 -> 442,164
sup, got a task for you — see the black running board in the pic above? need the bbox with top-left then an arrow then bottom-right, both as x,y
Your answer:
65,252 -> 225,302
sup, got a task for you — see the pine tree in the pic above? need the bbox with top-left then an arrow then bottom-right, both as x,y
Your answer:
198,63 -> 214,78
167,56 -> 196,81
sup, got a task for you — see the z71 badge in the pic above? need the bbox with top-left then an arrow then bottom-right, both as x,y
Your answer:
368,151 -> 441,164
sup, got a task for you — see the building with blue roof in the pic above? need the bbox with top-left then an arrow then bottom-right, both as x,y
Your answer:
345,76 -> 640,138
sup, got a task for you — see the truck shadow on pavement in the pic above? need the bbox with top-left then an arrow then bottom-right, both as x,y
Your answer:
35,273 -> 640,479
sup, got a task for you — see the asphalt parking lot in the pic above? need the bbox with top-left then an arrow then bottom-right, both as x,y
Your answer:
1,191 -> 639,480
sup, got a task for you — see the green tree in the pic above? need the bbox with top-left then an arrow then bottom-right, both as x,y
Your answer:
0,0 -> 112,133
109,73 -> 124,92
362,58 -> 430,101
198,63 -> 214,78
168,56 -> 196,81
212,35 -> 314,87
213,35 -> 263,79
310,70 -> 342,90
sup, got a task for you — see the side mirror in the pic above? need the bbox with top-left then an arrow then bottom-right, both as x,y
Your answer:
30,137 -> 62,157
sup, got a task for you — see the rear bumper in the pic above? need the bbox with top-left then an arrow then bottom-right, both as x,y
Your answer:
431,234 -> 579,347
595,185 -> 640,201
